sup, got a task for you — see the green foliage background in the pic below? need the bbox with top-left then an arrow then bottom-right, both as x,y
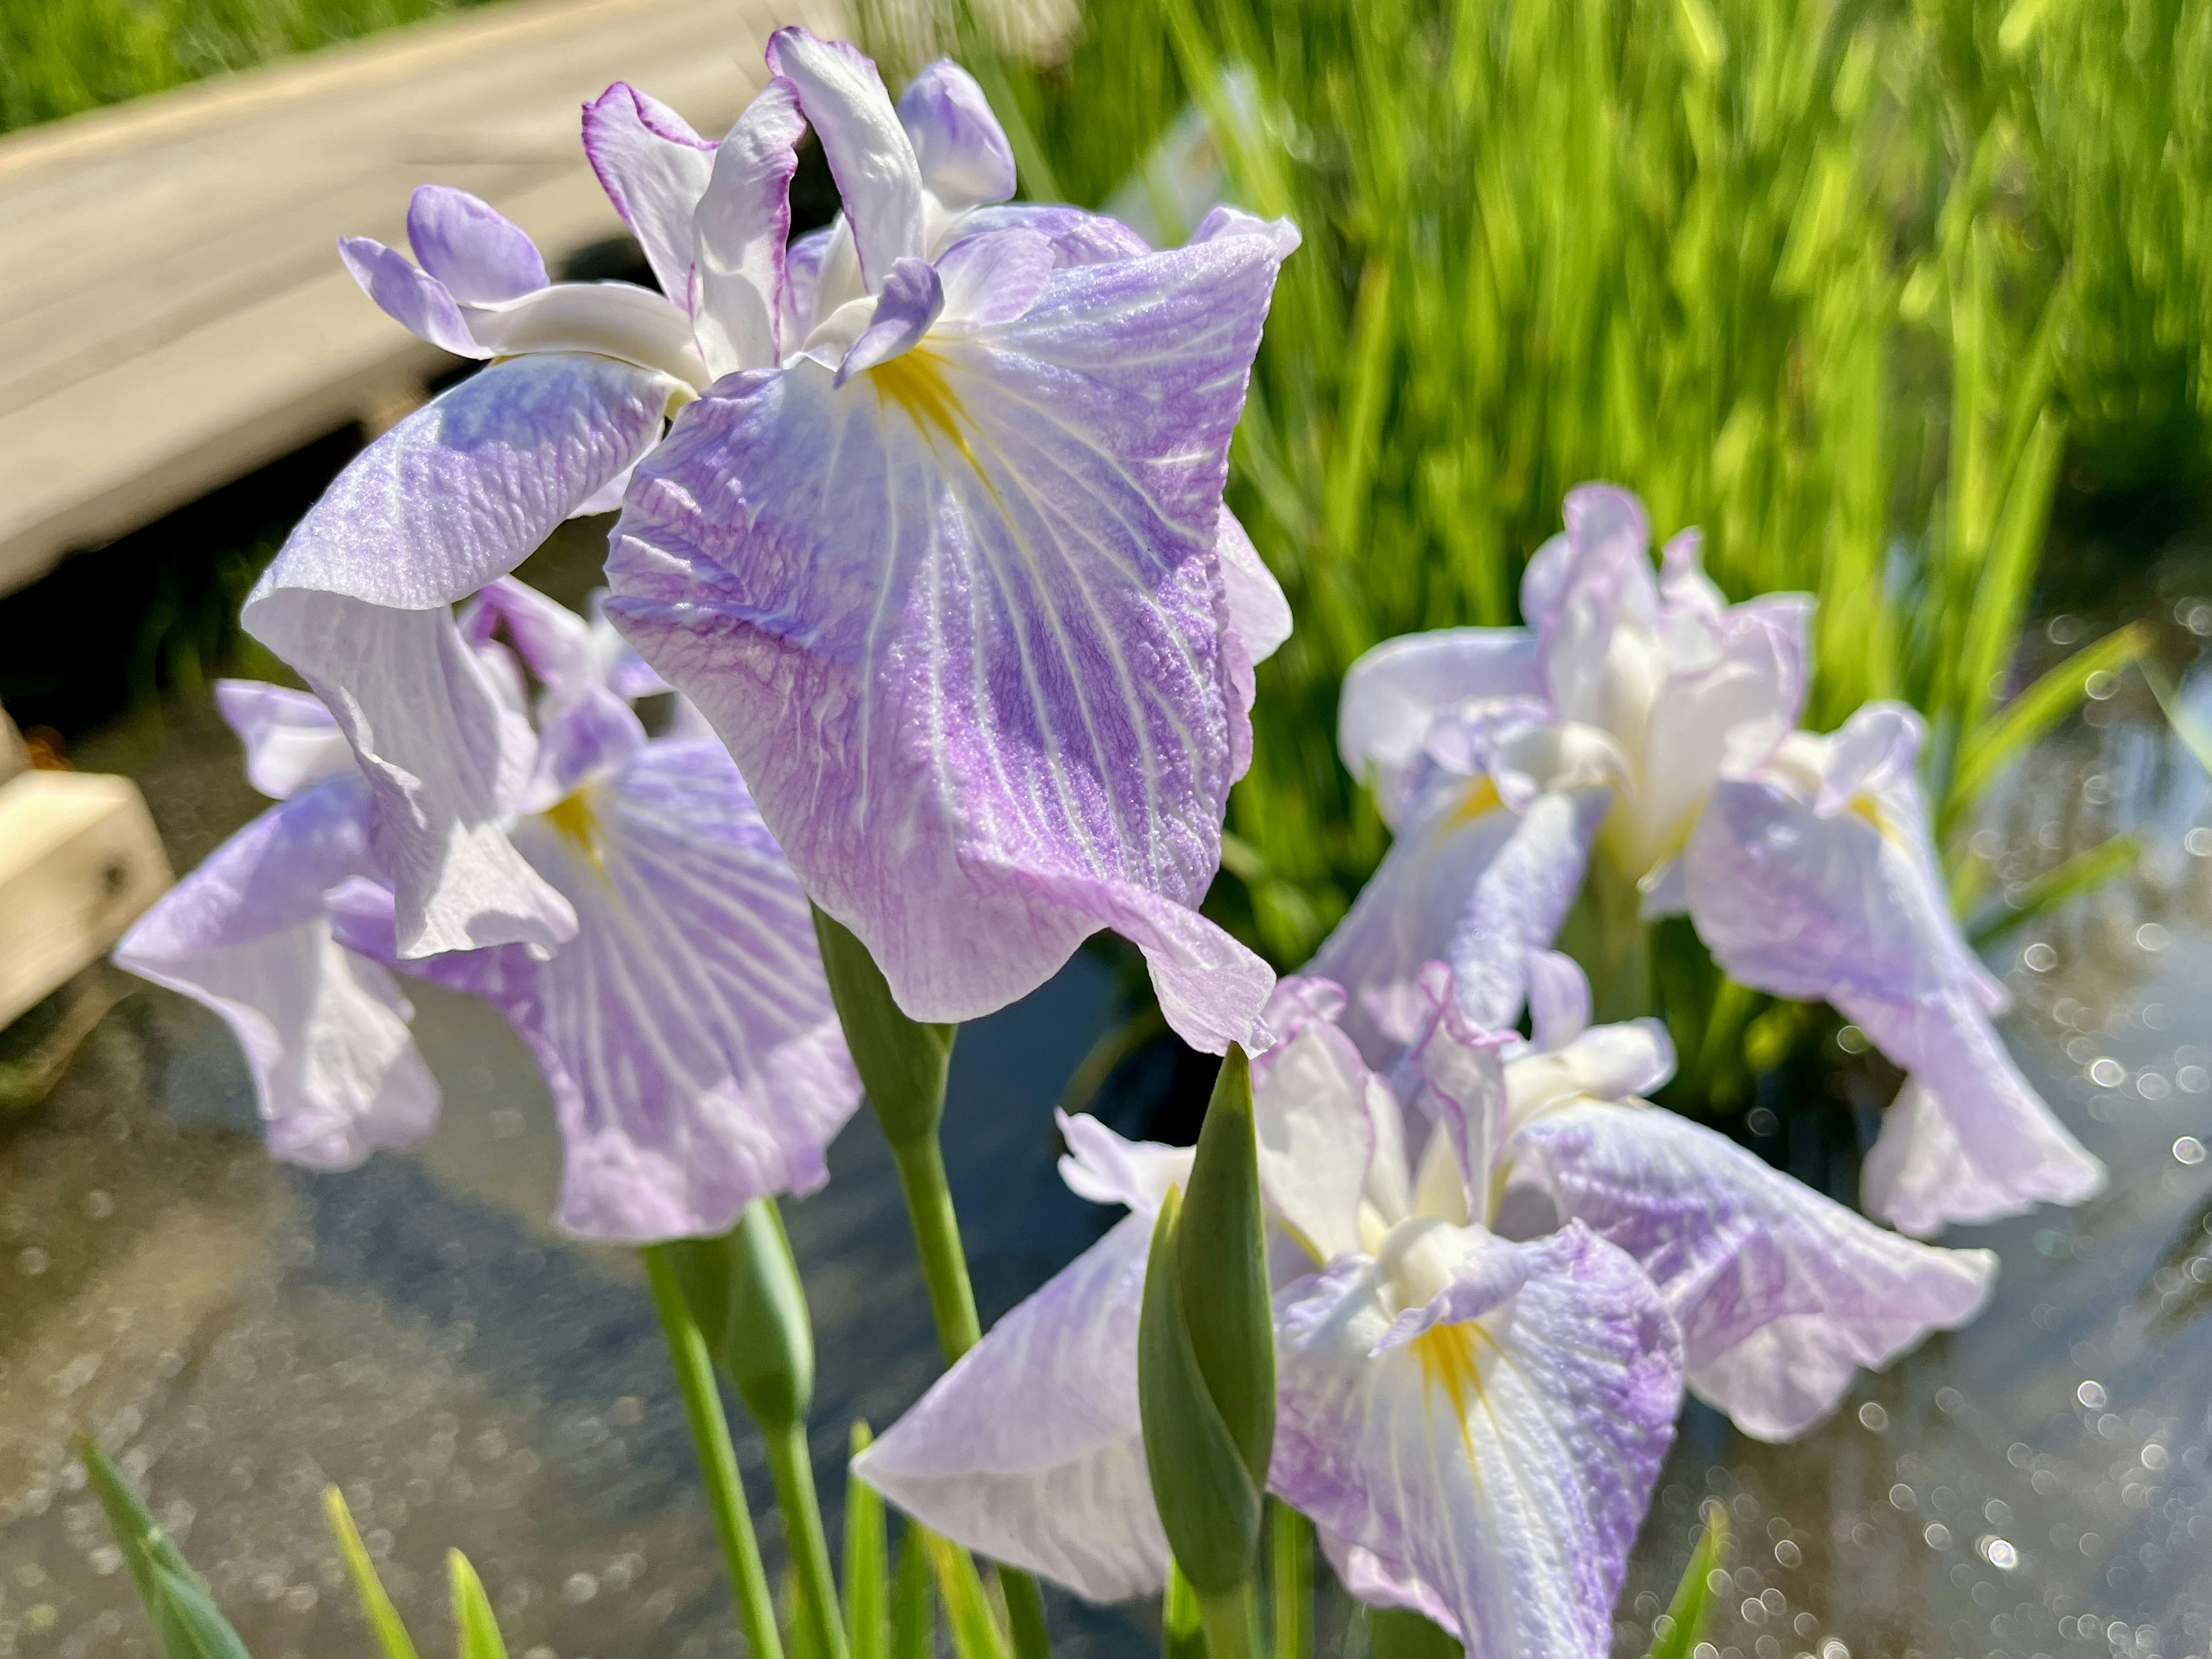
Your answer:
860,0 -> 2211,991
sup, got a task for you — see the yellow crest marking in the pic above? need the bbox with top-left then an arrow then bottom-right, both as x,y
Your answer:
1444,776 -> 1503,832
868,347 -> 990,482
541,787 -> 603,873
1408,1322 -> 1489,1467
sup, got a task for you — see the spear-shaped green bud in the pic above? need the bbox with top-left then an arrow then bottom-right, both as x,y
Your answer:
1138,1046 -> 1274,1658
661,1197 -> 815,1431
812,903 -> 956,1151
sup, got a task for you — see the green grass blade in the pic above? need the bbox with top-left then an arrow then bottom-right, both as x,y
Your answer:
322,1487 -> 421,1659
891,1521 -> 936,1659
1644,1503 -> 1729,1659
922,1529 -> 1010,1659
1955,412 -> 2067,745
448,1551 -> 510,1659
2143,658 -> 2212,779
1267,1502 -> 1311,1659
1969,833 -> 2143,948
1161,1563 -> 1204,1659
1950,623 -> 2152,817
80,1439 -> 251,1659
845,1424 -> 890,1659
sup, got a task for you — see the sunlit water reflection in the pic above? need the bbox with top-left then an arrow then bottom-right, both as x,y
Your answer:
2,569 -> 2209,1659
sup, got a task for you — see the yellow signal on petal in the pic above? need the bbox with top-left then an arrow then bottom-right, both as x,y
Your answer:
542,787 -> 603,872
869,347 -> 986,478
1408,1321 -> 1490,1466
1443,776 -> 1503,832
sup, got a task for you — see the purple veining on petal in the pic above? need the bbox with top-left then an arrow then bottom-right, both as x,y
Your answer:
340,737 -> 861,1243
606,227 -> 1294,1050
766,28 -> 924,291
1271,1223 -> 1681,1658
692,75 -> 807,377
1505,1097 -> 1995,1440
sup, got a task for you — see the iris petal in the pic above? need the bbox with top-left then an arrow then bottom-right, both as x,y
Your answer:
582,82 -> 718,305
113,778 -> 439,1170
854,1212 -> 1166,1600
1505,1099 -> 1995,1440
606,231 -> 1294,1050
1271,1224 -> 1681,1659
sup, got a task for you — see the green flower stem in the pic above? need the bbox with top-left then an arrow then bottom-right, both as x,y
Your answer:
1196,1585 -> 1256,1659
1267,1504 -> 1311,1659
811,906 -> 1052,1659
642,1245 -> 785,1659
764,1422 -> 850,1659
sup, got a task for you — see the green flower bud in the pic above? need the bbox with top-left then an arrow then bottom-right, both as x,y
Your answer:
1137,1046 -> 1276,1597
662,1198 -> 815,1434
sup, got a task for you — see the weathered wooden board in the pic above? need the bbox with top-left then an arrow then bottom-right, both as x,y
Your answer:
0,0 -> 838,597
0,771 -> 173,1025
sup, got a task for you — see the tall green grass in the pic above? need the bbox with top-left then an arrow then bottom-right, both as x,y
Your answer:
866,0 -> 2211,1003
0,0 -> 499,131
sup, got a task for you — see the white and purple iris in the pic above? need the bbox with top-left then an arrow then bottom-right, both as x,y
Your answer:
1320,483 -> 2105,1236
116,581 -> 859,1243
241,26 -> 1294,1054
852,962 -> 1990,1655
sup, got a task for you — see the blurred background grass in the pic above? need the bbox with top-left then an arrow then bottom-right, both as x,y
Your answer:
0,0 -> 499,130
858,0 -> 2212,1095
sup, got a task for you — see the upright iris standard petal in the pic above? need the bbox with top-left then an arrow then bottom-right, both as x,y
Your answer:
1503,1100 -> 1995,1441
897,60 -> 1018,210
853,1213 -> 1168,1600
338,735 -> 861,1243
607,225 -> 1297,1052
1683,707 -> 2104,1234
764,29 -> 925,289
213,679 -> 354,800
113,777 -> 439,1171
691,77 -> 807,377
245,354 -> 682,956
582,84 -> 718,304
406,184 -> 548,301
1270,1225 -> 1682,1659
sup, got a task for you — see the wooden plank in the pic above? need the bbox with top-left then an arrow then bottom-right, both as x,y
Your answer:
0,771 -> 173,1027
0,0 -> 839,599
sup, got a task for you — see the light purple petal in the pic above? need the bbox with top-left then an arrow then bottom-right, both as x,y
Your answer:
245,593 -> 570,958
1336,630 -> 1546,828
1525,950 -> 1591,1052
897,59 -> 1017,210
406,185 -> 547,303
766,29 -> 925,290
345,737 -> 861,1243
249,353 -> 676,612
1271,1224 -> 1681,1658
1503,1099 -> 1995,1440
113,779 -> 439,1169
834,256 -> 945,384
462,577 -> 597,697
1309,779 -> 1607,1066
1191,204 -> 1303,262
607,230 -> 1294,1051
956,203 -> 1153,266
1252,1022 -> 1377,1265
1215,506 -> 1290,665
214,678 -> 354,800
1521,483 -> 1656,656
933,228 -> 1055,327
1684,712 -> 2104,1230
582,82 -> 717,306
1316,1531 -> 1461,1634
337,236 -> 480,357
693,77 -> 807,377
1056,1110 -> 1192,1213
854,1211 -> 1167,1600
1860,1077 -> 2043,1238
455,282 -> 707,385
524,684 -> 649,802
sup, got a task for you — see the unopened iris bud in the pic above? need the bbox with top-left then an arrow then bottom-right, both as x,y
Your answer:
1138,1046 -> 1275,1603
811,904 -> 957,1150
662,1198 -> 815,1434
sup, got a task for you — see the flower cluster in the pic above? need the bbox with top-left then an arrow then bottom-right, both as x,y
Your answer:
112,30 -> 2102,1659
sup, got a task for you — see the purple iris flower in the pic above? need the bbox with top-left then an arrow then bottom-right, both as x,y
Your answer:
854,969 -> 1686,1656
116,581 -> 859,1243
1684,706 -> 2107,1235
1322,483 -> 2103,1236
241,26 -> 1293,1059
601,29 -> 1298,1054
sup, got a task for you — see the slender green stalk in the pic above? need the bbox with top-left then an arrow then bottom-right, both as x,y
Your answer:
887,1135 -> 984,1357
642,1245 -> 785,1659
1196,1586 -> 1256,1659
1266,1505 -> 1311,1659
765,1422 -> 850,1659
